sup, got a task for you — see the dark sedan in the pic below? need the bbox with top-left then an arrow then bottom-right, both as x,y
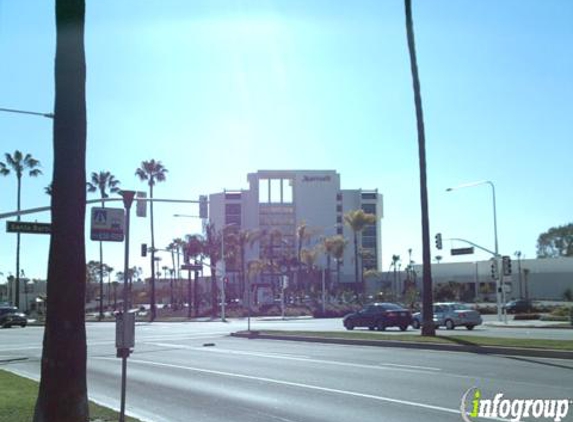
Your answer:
343,303 -> 412,331
0,306 -> 27,328
503,299 -> 532,314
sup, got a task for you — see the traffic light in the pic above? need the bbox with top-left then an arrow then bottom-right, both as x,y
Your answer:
136,191 -> 147,217
435,233 -> 442,250
490,262 -> 497,279
502,255 -> 512,276
199,195 -> 208,219
141,243 -> 147,257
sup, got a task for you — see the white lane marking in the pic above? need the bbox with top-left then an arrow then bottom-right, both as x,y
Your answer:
95,357 -> 506,420
144,342 -> 441,373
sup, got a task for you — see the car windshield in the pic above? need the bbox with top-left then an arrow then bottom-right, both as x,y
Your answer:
380,303 -> 403,311
451,304 -> 470,311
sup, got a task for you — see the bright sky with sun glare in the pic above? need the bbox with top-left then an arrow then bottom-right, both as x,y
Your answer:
1,0 -> 572,281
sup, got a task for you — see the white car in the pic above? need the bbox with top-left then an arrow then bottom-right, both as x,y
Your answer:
412,302 -> 482,330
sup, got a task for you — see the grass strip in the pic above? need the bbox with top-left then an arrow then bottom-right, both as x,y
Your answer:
0,369 -> 140,422
253,330 -> 573,351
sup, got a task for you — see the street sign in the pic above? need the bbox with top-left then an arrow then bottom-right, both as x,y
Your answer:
6,221 -> 51,234
90,207 -> 125,242
451,247 -> 475,256
181,264 -> 202,271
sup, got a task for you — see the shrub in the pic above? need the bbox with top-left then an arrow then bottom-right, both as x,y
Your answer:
563,288 -> 573,302
539,315 -> 569,322
513,313 -> 541,320
550,306 -> 572,317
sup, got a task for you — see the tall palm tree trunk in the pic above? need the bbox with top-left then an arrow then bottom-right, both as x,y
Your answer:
34,1 -> 89,420
405,0 -> 435,336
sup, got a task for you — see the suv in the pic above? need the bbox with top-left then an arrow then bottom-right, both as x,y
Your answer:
0,306 -> 27,328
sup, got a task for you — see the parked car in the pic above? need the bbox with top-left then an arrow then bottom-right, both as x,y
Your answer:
503,299 -> 532,314
0,306 -> 27,328
411,302 -> 482,330
343,303 -> 412,331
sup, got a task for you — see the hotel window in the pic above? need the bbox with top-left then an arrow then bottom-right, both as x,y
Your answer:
362,204 -> 376,214
259,177 -> 294,204
259,179 -> 270,203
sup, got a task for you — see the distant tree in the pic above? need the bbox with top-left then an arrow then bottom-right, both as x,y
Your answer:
536,223 -> 573,258
344,209 -> 377,290
34,1 -> 88,420
135,159 -> 168,321
184,234 -> 204,317
227,229 -> 261,301
0,150 -> 43,308
322,235 -> 346,292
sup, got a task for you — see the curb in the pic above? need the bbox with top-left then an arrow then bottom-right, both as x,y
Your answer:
231,331 -> 573,360
484,323 -> 573,329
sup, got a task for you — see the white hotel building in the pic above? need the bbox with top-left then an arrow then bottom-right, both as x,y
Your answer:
208,170 -> 383,293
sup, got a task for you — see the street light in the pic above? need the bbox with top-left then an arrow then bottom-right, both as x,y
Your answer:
0,107 -> 54,119
446,180 -> 504,322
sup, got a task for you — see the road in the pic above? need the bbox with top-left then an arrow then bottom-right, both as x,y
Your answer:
1,321 -> 572,422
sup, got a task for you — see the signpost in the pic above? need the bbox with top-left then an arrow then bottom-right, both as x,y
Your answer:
90,207 -> 125,242
451,247 -> 475,256
6,221 -> 51,234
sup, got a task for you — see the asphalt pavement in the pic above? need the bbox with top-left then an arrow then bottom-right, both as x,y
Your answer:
1,320 -> 573,422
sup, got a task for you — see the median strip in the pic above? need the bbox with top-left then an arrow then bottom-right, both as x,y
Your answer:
231,330 -> 573,359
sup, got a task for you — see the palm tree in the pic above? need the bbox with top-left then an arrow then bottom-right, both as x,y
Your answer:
391,254 -> 401,296
227,229 -> 261,303
330,235 -> 347,290
135,159 -> 168,322
1,151 -> 42,309
300,246 -> 320,292
184,234 -> 204,317
34,1 -> 88,420
87,171 -> 120,320
344,209 -> 376,292
202,223 -> 221,317
322,235 -> 346,293
404,0 -> 435,336
166,241 -> 178,307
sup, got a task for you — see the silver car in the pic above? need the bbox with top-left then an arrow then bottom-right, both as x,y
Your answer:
411,302 -> 482,330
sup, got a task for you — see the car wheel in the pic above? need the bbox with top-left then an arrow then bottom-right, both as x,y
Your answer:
376,320 -> 386,331
368,326 -> 375,331
411,319 -> 420,329
466,325 -> 475,331
399,325 -> 408,332
345,323 -> 354,331
445,319 -> 455,330
20,323 -> 27,328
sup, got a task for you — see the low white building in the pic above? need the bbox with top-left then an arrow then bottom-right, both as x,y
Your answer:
411,257 -> 573,301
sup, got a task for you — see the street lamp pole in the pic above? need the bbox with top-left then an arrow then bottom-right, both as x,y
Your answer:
446,180 -> 503,321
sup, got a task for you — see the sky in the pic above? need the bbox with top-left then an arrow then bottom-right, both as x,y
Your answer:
1,0 -> 572,282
